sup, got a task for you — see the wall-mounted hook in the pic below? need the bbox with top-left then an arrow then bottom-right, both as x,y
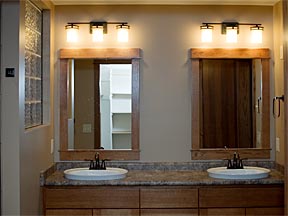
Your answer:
273,95 -> 284,118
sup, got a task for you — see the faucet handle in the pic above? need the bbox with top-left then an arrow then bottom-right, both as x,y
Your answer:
89,160 -> 95,170
100,159 -> 107,170
224,159 -> 233,169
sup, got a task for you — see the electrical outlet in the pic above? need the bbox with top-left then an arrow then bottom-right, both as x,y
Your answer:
276,137 -> 280,152
83,124 -> 92,133
50,139 -> 54,154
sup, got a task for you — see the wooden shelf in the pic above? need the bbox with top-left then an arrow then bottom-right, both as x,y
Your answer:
112,131 -> 131,134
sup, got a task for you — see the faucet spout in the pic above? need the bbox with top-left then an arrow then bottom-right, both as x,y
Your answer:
89,152 -> 107,170
226,152 -> 244,169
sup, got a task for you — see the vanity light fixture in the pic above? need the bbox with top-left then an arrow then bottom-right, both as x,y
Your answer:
65,21 -> 130,43
116,24 -> 130,42
225,26 -> 238,43
250,25 -> 264,44
200,22 -> 264,44
200,24 -> 213,43
91,24 -> 105,42
65,24 -> 79,43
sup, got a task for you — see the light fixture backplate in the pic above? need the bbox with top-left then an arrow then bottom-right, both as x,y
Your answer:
90,22 -> 108,34
221,22 -> 239,34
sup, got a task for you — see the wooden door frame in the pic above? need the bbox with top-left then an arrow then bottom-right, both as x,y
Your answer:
283,0 -> 288,214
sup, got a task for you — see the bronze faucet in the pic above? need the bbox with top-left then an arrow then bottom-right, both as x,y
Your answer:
89,152 -> 107,170
226,152 -> 245,169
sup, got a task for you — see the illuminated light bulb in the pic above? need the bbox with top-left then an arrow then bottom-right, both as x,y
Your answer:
226,26 -> 238,43
251,25 -> 263,44
92,25 -> 104,42
200,24 -> 213,43
65,24 -> 79,43
116,24 -> 130,42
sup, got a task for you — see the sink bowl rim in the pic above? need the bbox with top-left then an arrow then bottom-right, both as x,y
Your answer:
207,166 -> 270,180
64,167 -> 128,181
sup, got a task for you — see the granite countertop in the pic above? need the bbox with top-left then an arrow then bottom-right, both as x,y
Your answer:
41,161 -> 284,187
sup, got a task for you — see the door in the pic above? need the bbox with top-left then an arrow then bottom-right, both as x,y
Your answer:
201,59 -> 254,149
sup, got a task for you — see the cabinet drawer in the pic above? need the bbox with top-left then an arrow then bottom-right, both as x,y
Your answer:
141,209 -> 198,216
200,208 -> 245,216
140,188 -> 198,208
93,209 -> 139,216
45,187 -> 139,209
46,209 -> 92,216
199,186 -> 284,208
246,207 -> 284,216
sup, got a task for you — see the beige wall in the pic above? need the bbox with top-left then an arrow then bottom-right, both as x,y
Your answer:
54,5 -> 274,162
273,1 -> 285,165
1,0 -> 54,215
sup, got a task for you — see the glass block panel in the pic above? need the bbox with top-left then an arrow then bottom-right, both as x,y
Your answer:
25,52 -> 41,78
35,79 -> 42,101
25,0 -> 42,32
25,77 -> 30,101
36,103 -> 42,125
31,103 -> 37,126
25,27 -> 41,55
25,0 -> 42,129
25,103 -> 31,128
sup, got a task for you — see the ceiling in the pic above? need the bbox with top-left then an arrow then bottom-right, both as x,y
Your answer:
51,0 -> 280,6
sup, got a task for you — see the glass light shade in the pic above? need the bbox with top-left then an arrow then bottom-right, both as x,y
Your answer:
250,26 -> 263,44
92,26 -> 104,42
201,25 -> 213,43
226,26 -> 238,43
117,24 -> 130,42
65,24 -> 79,43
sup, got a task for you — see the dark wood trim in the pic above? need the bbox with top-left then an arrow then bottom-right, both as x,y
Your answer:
93,62 -> 101,149
59,150 -> 140,161
59,48 -> 141,59
191,59 -> 200,151
261,59 -> 270,151
191,148 -> 271,160
191,48 -> 270,59
190,48 -> 270,160
282,0 -> 288,215
60,59 -> 68,151
132,59 -> 140,152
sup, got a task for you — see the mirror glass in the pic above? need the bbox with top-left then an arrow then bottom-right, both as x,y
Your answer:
191,48 -> 270,160
67,59 -> 132,150
200,59 -> 262,149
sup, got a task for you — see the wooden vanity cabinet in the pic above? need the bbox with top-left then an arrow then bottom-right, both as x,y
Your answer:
140,188 -> 198,216
43,186 -> 140,216
199,185 -> 284,216
43,185 -> 284,216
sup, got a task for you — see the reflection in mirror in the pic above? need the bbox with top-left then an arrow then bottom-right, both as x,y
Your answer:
200,59 -> 262,149
67,60 -> 132,150
191,48 -> 270,160
59,48 -> 140,161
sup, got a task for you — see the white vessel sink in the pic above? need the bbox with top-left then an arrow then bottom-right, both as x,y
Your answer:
64,167 -> 128,181
207,166 -> 270,180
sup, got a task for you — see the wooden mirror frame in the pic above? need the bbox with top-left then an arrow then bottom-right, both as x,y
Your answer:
191,48 -> 271,160
59,48 -> 141,160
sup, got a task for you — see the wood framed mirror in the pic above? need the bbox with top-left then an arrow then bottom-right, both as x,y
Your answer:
191,48 -> 270,160
59,48 -> 141,160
